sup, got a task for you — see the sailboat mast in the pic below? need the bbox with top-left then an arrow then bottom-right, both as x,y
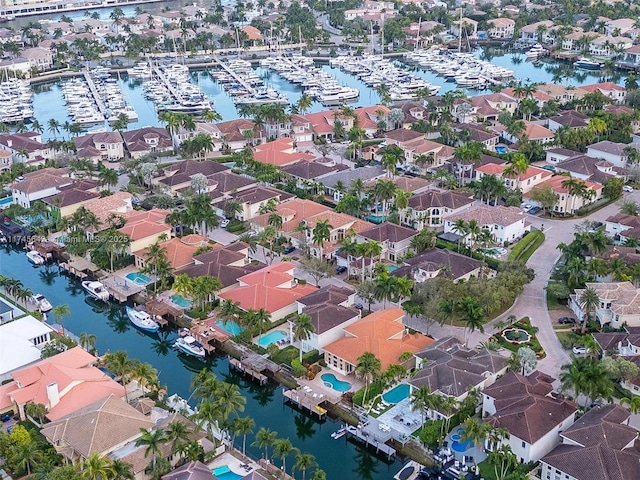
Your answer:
458,7 -> 463,53
416,17 -> 421,50
299,25 -> 303,54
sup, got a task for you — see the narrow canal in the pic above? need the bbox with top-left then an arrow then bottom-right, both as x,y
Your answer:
0,245 -> 402,480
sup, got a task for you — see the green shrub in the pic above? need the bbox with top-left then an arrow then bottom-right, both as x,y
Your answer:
418,420 -> 444,448
508,231 -> 545,263
352,380 -> 384,406
271,346 -> 298,366
302,349 -> 322,364
291,359 -> 307,378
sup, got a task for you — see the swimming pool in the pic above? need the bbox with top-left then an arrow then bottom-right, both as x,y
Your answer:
450,426 -> 474,452
212,466 -> 243,480
257,330 -> 287,347
171,294 -> 192,308
321,373 -> 352,392
215,319 -> 245,335
126,272 -> 152,285
382,384 -> 410,404
366,214 -> 389,224
387,265 -> 398,272
495,146 -> 507,154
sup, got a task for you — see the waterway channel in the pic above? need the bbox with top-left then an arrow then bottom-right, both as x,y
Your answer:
0,244 -> 402,479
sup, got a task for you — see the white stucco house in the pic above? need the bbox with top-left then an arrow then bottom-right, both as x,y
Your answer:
444,205 -> 529,246
570,282 -> 640,328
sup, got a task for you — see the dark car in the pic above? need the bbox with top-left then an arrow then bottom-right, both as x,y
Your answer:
354,303 -> 364,310
590,221 -> 604,230
528,206 -> 541,215
283,245 -> 295,254
335,266 -> 347,274
558,317 -> 577,324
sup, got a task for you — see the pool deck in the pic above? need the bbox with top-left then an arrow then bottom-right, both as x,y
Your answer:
445,427 -> 487,464
306,369 -> 363,393
208,452 -> 262,479
373,397 -> 422,440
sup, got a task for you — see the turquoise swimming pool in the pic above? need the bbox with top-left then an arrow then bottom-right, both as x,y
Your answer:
321,373 -> 352,392
366,214 -> 389,224
171,294 -> 192,308
387,265 -> 398,272
126,272 -> 152,285
215,319 -> 245,335
382,384 -> 410,404
212,466 -> 243,480
257,330 -> 287,346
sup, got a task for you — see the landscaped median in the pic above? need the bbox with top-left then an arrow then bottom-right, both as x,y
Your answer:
491,317 -> 545,358
508,230 -> 545,264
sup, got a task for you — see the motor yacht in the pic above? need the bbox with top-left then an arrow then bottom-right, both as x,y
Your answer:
82,281 -> 110,302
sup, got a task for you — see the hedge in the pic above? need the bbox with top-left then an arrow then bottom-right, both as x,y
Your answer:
352,380 -> 384,406
508,231 -> 545,263
435,239 -> 501,270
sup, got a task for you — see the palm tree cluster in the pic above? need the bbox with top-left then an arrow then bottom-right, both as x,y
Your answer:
180,133 -> 215,159
165,193 -> 218,237
450,218 -> 496,253
103,351 -> 160,401
0,275 -> 33,309
560,356 -> 613,406
171,273 -> 221,314
140,236 -> 172,293
372,271 -> 413,308
473,174 -> 508,206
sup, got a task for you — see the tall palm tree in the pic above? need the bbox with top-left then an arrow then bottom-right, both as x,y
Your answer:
79,332 -> 97,353
355,352 -> 381,405
373,272 -> 398,307
621,396 -> 640,414
51,303 -> 71,332
410,386 -> 432,425
460,418 -> 491,449
578,286 -> 600,334
252,427 -> 278,461
135,428 -> 166,468
110,459 -> 134,480
293,313 -> 315,361
80,452 -> 115,480
231,416 -> 255,455
311,219 -> 332,259
293,452 -> 318,480
457,296 -> 485,345
216,382 -> 246,423
273,438 -> 299,477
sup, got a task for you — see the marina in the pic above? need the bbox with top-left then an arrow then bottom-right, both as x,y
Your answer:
145,63 -> 212,115
212,58 -> 289,106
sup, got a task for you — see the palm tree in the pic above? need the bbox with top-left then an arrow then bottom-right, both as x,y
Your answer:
165,419 -> 190,455
99,168 -> 118,191
293,452 -> 318,480
79,332 -> 97,353
216,382 -> 246,423
51,303 -> 71,332
561,177 -> 588,214
410,386 -> 432,425
231,416 -> 255,456
311,219 -> 332,259
273,438 -> 299,477
355,352 -> 381,405
560,357 -> 612,406
293,313 -> 315,361
460,418 -> 491,449
621,396 -> 640,414
578,286 -> 600,334
223,199 -> 242,220
25,402 -> 46,424
373,272 -> 398,307
10,441 -> 44,476
135,428 -> 166,468
458,296 -> 485,345
252,427 -> 278,461
110,459 -> 134,480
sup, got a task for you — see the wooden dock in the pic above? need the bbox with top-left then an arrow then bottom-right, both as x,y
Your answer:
282,387 -> 328,419
346,425 -> 396,459
213,58 -> 257,96
59,257 -> 100,280
152,65 -> 182,103
101,275 -> 145,303
229,357 -> 268,385
83,71 -> 107,116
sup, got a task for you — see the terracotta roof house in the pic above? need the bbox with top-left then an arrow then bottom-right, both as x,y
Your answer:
581,81 -> 627,104
0,132 -> 51,167
482,371 -> 577,463
74,131 -> 124,163
502,120 -> 554,144
253,137 -> 315,167
470,93 -> 518,121
323,308 -> 433,375
242,25 -> 262,42
409,337 -> 508,416
218,262 -> 318,320
355,222 -> 417,263
215,186 -> 294,221
155,159 -> 229,194
0,315 -> 54,383
391,248 -> 489,285
177,242 -> 264,291
555,154 -> 628,183
525,175 -> 603,214
400,190 -> 474,230
475,163 -> 553,194
570,282 -> 640,329
10,167 -> 71,208
0,346 -> 125,421
117,208 -> 171,252
250,198 -> 332,234
123,127 -> 173,159
302,211 -> 374,259
82,192 -> 134,234
386,175 -> 433,194
540,404 -> 640,480
134,234 -> 209,270
163,461 -> 215,480
292,286 -> 361,354
444,205 -> 529,246
446,153 -> 506,185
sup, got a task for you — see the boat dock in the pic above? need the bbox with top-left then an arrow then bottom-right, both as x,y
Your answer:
152,65 -> 182,103
213,58 -> 257,95
82,71 -> 108,116
282,387 -> 328,419
59,257 -> 100,280
346,425 -> 396,459
100,274 -> 145,303
229,357 -> 268,385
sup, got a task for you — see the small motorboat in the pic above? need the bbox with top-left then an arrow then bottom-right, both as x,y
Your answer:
174,336 -> 206,358
82,281 -> 110,302
331,426 -> 347,439
574,57 -> 603,70
26,250 -> 45,265
31,293 -> 52,312
126,306 -> 160,333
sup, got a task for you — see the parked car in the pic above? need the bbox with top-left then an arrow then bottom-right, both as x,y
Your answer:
354,303 -> 364,310
283,245 -> 295,254
528,206 -> 541,215
558,317 -> 576,324
335,266 -> 347,274
220,218 -> 230,228
521,203 -> 532,211
623,185 -> 634,193
572,346 -> 588,355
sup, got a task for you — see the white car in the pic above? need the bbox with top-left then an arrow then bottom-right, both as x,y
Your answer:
521,203 -> 532,211
220,218 -> 230,228
623,185 -> 634,193
572,346 -> 588,355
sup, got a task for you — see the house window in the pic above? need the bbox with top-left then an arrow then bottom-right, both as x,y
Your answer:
521,441 -> 525,448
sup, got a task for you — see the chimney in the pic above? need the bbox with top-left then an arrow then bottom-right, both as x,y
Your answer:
6,139 -> 11,148
46,382 -> 60,408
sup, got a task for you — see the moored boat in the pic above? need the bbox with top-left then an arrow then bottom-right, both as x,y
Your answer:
31,293 -> 52,312
574,57 -> 603,70
331,426 -> 347,439
174,336 -> 206,358
126,306 -> 160,333
82,281 -> 110,302
26,250 -> 45,265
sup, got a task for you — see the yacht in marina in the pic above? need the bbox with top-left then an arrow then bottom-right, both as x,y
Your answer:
235,88 -> 289,106
525,44 -> 546,59
82,281 -> 110,302
174,335 -> 206,358
574,57 -> 603,70
126,306 -> 160,333
318,85 -> 360,105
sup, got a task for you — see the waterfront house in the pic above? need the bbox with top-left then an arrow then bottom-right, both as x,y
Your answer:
519,20 -> 554,41
11,167 -> 71,208
163,461 -> 215,480
117,209 -> 171,253
0,57 -> 32,78
619,44 -> 640,68
0,132 -> 51,167
475,163 -> 552,194
569,282 -> 640,328
218,262 -> 317,321
482,371 -> 577,464
391,248 -> 488,284
605,18 -> 636,36
21,46 -> 53,71
487,17 -> 515,38
581,82 -> 627,104
134,234 -> 208,271
400,190 -> 475,229
588,35 -> 632,58
292,285 -> 360,354
540,404 -> 640,480
74,132 -> 124,163
408,337 -> 508,419
587,140 -> 639,168
444,205 -> 529,246
123,127 -> 173,159
81,192 -> 134,234
0,149 -> 11,172
323,308 -> 433,375
450,17 -> 478,39
525,176 -> 602,214
537,84 -> 588,105
0,315 -> 53,383
44,180 -> 100,220
0,346 -> 125,421
355,222 -> 417,262
154,160 -> 229,195
555,154 -> 627,183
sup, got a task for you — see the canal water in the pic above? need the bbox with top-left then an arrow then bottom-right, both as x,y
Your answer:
32,48 -> 625,142
0,245 -> 402,479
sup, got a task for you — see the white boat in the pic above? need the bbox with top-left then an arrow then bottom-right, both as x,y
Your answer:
174,336 -> 206,358
331,426 -> 347,439
525,44 -> 545,58
126,306 -> 160,333
82,281 -> 110,302
26,250 -> 45,265
31,293 -> 52,312
574,57 -> 603,70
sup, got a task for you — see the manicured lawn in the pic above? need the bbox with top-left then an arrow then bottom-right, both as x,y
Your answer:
478,459 -> 498,480
508,231 -> 545,263
492,317 -> 545,357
